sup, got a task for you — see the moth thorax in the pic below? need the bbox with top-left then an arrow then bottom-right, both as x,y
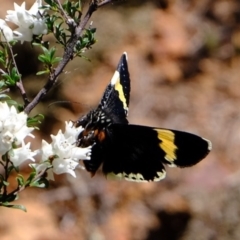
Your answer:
94,110 -> 112,127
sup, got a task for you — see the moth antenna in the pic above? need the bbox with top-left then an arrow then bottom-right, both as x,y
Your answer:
47,100 -> 72,108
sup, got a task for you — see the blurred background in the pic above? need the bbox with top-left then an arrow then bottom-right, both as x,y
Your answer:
1,0 -> 240,239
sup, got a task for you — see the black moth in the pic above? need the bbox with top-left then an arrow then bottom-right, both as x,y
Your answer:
76,53 -> 212,182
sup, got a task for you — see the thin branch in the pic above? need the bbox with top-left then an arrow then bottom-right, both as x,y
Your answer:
24,0 -> 110,114
2,157 -> 9,198
0,69 -> 6,74
54,0 -> 76,27
6,168 -> 48,198
55,0 -> 69,20
0,88 -> 9,94
97,0 -> 113,7
5,37 -> 30,107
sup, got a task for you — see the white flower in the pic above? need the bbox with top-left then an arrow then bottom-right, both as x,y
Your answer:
35,121 -> 92,180
40,139 -> 54,161
50,124 -> 91,162
2,131 -> 14,145
64,121 -> 84,140
52,158 -> 79,177
5,0 -> 47,43
1,131 -> 14,155
0,19 -> 13,42
31,19 -> 47,35
9,142 -> 36,167
28,0 -> 44,16
71,145 -> 92,160
0,102 -> 34,156
13,27 -> 33,42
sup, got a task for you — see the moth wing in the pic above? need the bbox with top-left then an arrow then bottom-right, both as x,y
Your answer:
99,52 -> 130,124
100,124 -> 211,182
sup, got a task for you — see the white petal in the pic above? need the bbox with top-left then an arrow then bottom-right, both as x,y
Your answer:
32,19 -> 47,35
0,19 -> 6,28
16,2 -> 26,11
9,142 -> 36,167
46,168 -> 55,181
13,28 -> 33,43
0,102 -> 10,120
0,19 -> 13,42
14,126 -> 34,145
64,121 -> 83,140
51,131 -> 74,159
2,131 -> 14,145
71,146 -> 92,160
29,0 -> 42,15
52,158 -> 78,177
0,102 -> 34,147
41,139 -> 54,160
5,11 -> 18,25
0,139 -> 11,155
1,27 -> 14,42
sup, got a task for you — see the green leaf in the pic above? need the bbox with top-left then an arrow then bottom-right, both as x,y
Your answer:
3,181 -> 9,186
62,0 -> 81,20
42,45 -> 50,55
7,165 -> 16,175
44,0 -> 53,5
27,114 -> 44,127
11,204 -> 27,212
30,178 -> 49,188
36,70 -> 49,75
26,171 -> 36,185
52,56 -> 62,64
73,28 -> 97,56
0,94 -> 10,100
0,58 -> 5,65
38,54 -> 49,63
1,202 -> 27,212
16,175 -> 25,186
38,46 -> 59,66
0,79 -> 8,88
49,47 -> 56,59
10,67 -> 20,82
45,15 -> 62,33
1,67 -> 21,86
44,0 -> 58,10
5,99 -> 22,110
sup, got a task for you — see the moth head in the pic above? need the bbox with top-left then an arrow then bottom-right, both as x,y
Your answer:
76,111 -> 94,129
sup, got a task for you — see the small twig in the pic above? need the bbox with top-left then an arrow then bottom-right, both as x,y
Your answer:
6,169 -> 48,197
54,0 -> 76,27
97,0 -> 113,7
4,37 -> 30,107
2,157 -> 9,198
0,88 -> 9,94
24,0 -> 111,114
0,68 -> 6,74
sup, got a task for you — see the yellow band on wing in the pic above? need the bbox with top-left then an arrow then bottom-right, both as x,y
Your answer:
111,71 -> 128,112
155,129 -> 177,162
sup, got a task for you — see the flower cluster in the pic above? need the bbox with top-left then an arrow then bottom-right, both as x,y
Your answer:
0,102 -> 91,180
0,102 -> 35,166
0,0 -> 47,43
31,121 -> 91,180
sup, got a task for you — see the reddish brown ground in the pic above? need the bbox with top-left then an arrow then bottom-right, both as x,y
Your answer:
1,0 -> 240,239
